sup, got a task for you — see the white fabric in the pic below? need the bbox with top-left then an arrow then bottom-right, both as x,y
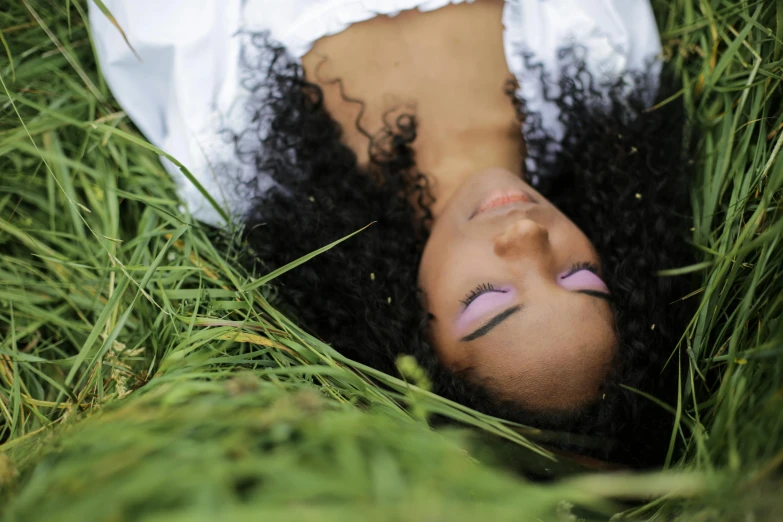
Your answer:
89,0 -> 662,226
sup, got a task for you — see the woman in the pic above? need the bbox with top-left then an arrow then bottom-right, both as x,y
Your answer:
91,0 -> 694,466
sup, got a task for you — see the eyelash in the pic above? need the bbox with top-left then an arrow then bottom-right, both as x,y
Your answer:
460,261 -> 600,309
561,261 -> 600,279
460,282 -> 504,309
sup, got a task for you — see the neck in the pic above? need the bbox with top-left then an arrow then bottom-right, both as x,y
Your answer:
301,0 -> 524,219
411,111 -> 525,219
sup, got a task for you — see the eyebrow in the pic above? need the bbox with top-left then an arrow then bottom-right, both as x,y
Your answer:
458,290 -> 612,343
459,305 -> 522,342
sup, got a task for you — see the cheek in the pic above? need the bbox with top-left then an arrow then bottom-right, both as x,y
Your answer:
417,243 -> 441,296
418,243 -> 450,304
549,221 -> 601,266
418,218 -> 454,287
419,228 -> 491,299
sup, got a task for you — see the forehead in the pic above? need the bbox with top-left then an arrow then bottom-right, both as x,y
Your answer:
434,296 -> 617,410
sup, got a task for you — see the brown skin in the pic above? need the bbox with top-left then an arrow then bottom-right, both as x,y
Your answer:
302,0 -> 523,217
419,167 -> 616,411
302,0 -> 617,412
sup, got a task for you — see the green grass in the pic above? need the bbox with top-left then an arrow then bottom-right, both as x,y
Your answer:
0,0 -> 782,520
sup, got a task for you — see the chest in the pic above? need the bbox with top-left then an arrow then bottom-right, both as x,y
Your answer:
301,0 -> 517,168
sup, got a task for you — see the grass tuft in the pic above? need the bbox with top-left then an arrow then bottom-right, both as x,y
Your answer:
0,0 -> 782,519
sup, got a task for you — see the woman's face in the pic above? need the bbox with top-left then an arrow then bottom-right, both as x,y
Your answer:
418,168 -> 617,412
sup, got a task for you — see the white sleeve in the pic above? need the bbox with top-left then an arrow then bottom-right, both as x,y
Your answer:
503,0 -> 662,178
89,0 -> 249,225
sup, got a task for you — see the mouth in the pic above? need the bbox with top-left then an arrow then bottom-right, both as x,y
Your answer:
469,190 -> 536,220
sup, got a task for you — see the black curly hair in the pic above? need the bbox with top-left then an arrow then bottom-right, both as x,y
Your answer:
232,36 -> 695,468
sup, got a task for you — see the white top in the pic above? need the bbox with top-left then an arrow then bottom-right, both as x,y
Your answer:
89,0 -> 662,225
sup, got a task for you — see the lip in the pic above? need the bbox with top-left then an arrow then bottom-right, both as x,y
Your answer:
470,190 -> 536,220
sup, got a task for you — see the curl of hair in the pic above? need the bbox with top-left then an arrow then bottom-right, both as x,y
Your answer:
233,37 -> 695,468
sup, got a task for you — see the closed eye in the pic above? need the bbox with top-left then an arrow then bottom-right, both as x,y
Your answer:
459,290 -> 612,343
459,261 -> 608,310
460,282 -> 508,309
559,262 -> 610,295
561,261 -> 600,278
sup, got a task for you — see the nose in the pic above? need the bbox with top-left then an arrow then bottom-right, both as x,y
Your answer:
494,218 -> 550,259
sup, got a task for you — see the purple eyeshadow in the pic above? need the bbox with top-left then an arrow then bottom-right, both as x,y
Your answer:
456,287 -> 516,333
558,269 -> 609,293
